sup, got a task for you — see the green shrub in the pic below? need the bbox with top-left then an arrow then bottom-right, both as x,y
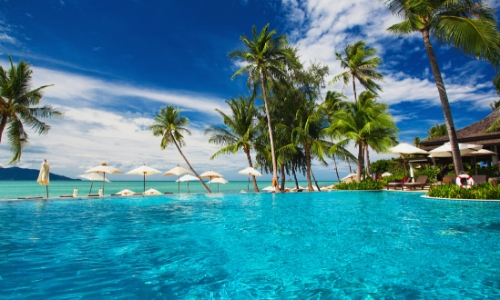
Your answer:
334,179 -> 384,190
428,183 -> 500,200
414,167 -> 440,183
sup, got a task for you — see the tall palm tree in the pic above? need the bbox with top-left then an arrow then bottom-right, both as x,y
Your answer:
0,55 -> 61,163
149,105 -> 211,193
385,0 -> 500,175
413,136 -> 421,148
328,91 -> 398,182
331,40 -> 384,103
229,24 -> 299,184
205,96 -> 260,192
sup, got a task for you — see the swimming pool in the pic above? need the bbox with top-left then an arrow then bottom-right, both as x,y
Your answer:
1,191 -> 499,298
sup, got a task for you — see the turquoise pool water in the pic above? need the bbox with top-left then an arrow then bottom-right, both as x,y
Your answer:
1,191 -> 499,298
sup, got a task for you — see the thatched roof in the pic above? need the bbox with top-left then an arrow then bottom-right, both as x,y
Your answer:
420,109 -> 500,150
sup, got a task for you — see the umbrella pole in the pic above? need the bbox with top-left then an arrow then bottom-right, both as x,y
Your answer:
144,173 -> 146,193
248,176 -> 250,192
89,180 -> 94,194
46,186 -> 49,199
103,173 -> 106,195
188,182 -> 190,193
178,176 -> 180,194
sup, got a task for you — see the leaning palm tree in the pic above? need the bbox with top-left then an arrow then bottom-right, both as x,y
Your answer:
149,105 -> 211,193
0,55 -> 61,163
205,96 -> 260,192
384,0 -> 500,175
229,24 -> 299,184
331,40 -> 384,103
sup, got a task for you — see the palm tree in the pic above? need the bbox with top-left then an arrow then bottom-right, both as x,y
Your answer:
331,40 -> 383,103
413,136 -> 421,148
0,55 -> 61,163
328,91 -> 398,182
385,0 -> 500,175
426,123 -> 448,139
205,96 -> 260,192
149,105 -> 211,193
229,24 -> 299,184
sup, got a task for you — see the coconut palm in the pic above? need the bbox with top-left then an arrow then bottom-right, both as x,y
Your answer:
328,91 -> 397,182
426,123 -> 448,139
413,136 -> 421,148
0,55 -> 61,163
331,40 -> 383,103
205,96 -> 260,192
385,0 -> 500,174
229,24 -> 299,184
149,105 -> 211,193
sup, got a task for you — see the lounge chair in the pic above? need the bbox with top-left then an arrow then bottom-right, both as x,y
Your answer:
471,175 -> 488,185
17,196 -> 44,199
403,175 -> 429,190
59,195 -> 74,198
442,175 -> 456,184
88,194 -> 101,197
164,191 -> 173,194
386,177 -> 408,190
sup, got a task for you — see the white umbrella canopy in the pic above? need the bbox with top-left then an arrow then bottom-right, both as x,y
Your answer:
238,167 -> 262,192
79,173 -> 110,194
37,159 -> 50,198
430,142 -> 483,154
176,174 -> 201,193
208,177 -> 228,193
163,165 -> 192,193
341,173 -> 357,181
381,172 -> 393,177
84,162 -> 122,195
126,164 -> 162,193
428,148 -> 477,158
144,188 -> 162,195
262,186 -> 276,192
238,167 -> 262,176
200,170 -> 223,179
388,142 -> 429,155
388,143 -> 429,177
115,189 -> 135,196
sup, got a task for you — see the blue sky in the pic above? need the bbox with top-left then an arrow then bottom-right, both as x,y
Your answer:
0,0 -> 499,181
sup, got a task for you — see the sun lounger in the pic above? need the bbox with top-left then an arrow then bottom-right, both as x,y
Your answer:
88,194 -> 101,197
386,181 -> 403,190
403,175 -> 429,190
442,175 -> 456,184
164,192 -> 174,194
59,195 -> 74,198
17,196 -> 44,199
471,175 -> 488,185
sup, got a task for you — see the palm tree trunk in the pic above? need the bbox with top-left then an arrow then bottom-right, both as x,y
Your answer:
356,142 -> 364,182
352,77 -> 358,103
259,71 -> 279,184
311,169 -> 321,191
346,156 -> 353,173
333,156 -> 341,183
280,164 -> 285,191
421,29 -> 464,174
0,114 -> 7,144
292,165 -> 299,189
365,146 -> 371,176
171,133 -> 211,193
244,148 -> 259,192
305,146 -> 314,191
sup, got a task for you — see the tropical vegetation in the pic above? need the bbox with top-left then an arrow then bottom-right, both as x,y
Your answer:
428,183 -> 500,200
150,105 -> 212,193
384,0 -> 500,176
0,55 -> 61,163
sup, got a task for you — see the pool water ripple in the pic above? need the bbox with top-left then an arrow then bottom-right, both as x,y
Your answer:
1,192 -> 500,298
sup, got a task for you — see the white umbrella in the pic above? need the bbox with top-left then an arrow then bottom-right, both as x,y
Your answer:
262,186 -> 275,192
200,170 -> 223,180
341,173 -> 357,182
430,142 -> 483,154
79,173 -> 110,194
381,172 -> 392,177
84,162 -> 122,195
163,165 -> 191,193
115,188 -> 135,196
176,174 -> 201,193
126,164 -> 162,193
463,149 -> 496,175
37,159 -> 50,198
144,188 -> 162,195
238,167 -> 262,191
208,177 -> 228,193
388,143 -> 429,177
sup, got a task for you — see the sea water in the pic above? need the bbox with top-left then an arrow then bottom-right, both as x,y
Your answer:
1,191 -> 499,298
0,180 -> 335,200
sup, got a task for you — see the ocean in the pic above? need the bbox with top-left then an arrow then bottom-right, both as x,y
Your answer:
0,180 -> 338,200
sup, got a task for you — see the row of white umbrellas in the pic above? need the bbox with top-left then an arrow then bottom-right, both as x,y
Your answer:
80,163 -> 262,195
